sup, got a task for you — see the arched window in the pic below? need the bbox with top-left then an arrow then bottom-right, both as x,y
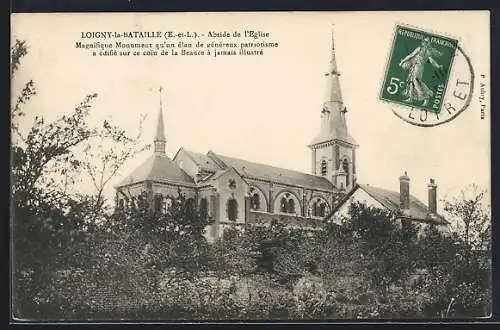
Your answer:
318,203 -> 326,217
130,197 -> 137,211
227,198 -> 238,221
278,193 -> 300,215
287,199 -> 295,214
251,193 -> 260,210
154,194 -> 163,214
280,197 -> 288,213
186,198 -> 195,207
118,199 -> 124,211
342,158 -> 350,187
200,198 -> 208,219
312,200 -> 319,217
321,160 -> 327,176
312,199 -> 328,217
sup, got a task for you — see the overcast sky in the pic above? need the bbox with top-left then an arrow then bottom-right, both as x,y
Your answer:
11,11 -> 490,211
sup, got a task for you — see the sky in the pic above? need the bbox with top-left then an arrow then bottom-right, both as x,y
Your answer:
11,11 -> 491,212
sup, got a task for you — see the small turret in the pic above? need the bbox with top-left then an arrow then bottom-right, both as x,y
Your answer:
334,162 -> 347,192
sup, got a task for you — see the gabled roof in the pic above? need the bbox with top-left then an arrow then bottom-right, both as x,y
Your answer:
328,183 -> 448,225
208,151 -> 334,191
117,154 -> 195,187
181,148 -> 221,172
208,166 -> 246,183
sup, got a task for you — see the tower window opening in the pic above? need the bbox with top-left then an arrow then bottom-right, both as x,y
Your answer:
321,160 -> 327,176
342,158 -> 350,187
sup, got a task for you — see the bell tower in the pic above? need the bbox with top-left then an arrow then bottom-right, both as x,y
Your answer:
308,29 -> 359,192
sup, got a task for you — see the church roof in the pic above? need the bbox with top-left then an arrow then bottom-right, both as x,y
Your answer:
208,151 -> 334,191
328,183 -> 448,225
117,154 -> 195,187
181,149 -> 221,172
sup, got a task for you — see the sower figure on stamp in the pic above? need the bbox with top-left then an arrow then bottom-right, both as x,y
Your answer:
399,37 -> 444,106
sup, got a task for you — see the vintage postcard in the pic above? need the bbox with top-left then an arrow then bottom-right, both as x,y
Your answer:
10,11 -> 491,321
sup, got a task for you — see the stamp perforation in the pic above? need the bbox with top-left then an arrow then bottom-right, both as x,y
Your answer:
379,22 -> 465,118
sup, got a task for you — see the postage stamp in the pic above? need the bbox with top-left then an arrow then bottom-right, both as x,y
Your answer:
380,25 -> 458,114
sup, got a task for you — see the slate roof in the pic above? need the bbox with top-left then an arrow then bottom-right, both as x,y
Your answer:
117,154 -> 195,187
208,151 -> 335,191
182,149 -> 221,172
329,183 -> 448,225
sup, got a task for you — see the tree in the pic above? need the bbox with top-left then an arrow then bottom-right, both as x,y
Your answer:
340,202 -> 420,296
210,224 -> 256,277
425,184 -> 492,317
60,189 -> 214,318
443,184 -> 491,266
11,39 -> 149,319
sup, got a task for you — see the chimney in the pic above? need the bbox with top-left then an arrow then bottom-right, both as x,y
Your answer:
399,171 -> 410,213
427,178 -> 437,214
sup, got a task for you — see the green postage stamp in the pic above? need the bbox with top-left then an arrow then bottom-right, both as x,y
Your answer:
380,25 -> 458,113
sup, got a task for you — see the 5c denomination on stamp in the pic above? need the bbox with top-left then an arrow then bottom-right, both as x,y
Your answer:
380,25 -> 474,127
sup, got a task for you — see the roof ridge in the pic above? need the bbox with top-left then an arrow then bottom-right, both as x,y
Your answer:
179,147 -> 200,165
211,151 -> 329,180
207,150 -> 228,169
359,183 -> 424,202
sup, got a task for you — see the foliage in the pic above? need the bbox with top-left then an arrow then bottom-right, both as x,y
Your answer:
11,38 -> 491,321
338,202 -> 421,294
444,184 -> 491,262
11,40 -> 148,319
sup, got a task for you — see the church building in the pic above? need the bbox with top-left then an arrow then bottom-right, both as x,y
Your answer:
114,31 -> 449,241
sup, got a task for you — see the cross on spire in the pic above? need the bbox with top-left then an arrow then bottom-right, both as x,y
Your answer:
159,85 -> 163,109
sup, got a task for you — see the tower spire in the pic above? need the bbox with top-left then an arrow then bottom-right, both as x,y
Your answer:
311,27 -> 354,146
309,27 -> 358,192
324,27 -> 344,106
154,86 -> 166,155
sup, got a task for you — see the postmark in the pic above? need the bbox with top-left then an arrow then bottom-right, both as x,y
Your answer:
380,25 -> 474,127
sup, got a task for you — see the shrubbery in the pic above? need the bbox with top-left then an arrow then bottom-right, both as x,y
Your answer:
12,184 -> 491,320
11,39 -> 491,321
